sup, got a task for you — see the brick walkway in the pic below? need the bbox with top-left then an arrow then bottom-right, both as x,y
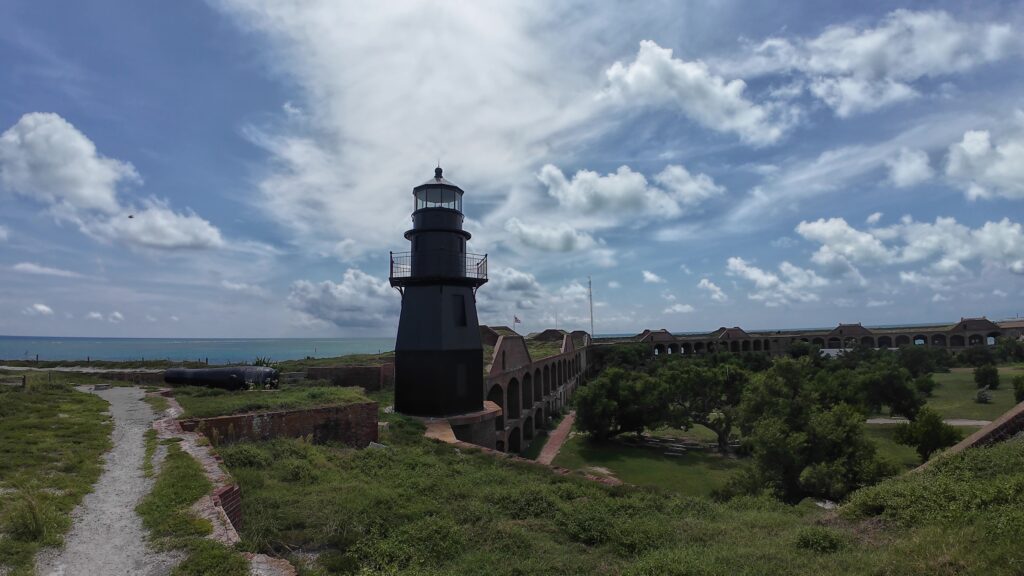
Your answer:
537,410 -> 576,465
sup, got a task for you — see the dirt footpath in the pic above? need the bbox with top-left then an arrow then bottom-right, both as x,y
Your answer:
35,386 -> 180,576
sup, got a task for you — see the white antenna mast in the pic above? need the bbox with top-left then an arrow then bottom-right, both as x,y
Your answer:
588,276 -> 594,337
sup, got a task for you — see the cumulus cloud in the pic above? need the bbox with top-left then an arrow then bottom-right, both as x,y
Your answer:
602,40 -> 796,145
642,270 -> 666,284
946,127 -> 1024,200
697,278 -> 727,302
108,311 -> 124,323
537,163 -> 723,220
866,212 -> 883,225
0,113 -> 223,250
727,257 -> 828,306
12,262 -> 82,278
22,303 -> 54,316
504,217 -> 596,252
0,224 -> 8,241
796,215 -> 1024,278
608,281 -> 621,289
287,268 -> 398,328
664,303 -> 695,314
886,148 -> 933,187
726,10 -> 1017,117
86,311 -> 104,320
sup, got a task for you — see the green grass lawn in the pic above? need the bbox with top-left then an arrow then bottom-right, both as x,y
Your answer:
645,424 -> 720,443
925,366 -> 1022,420
552,435 -> 745,497
0,379 -> 112,575
171,384 -> 369,419
273,352 -> 395,373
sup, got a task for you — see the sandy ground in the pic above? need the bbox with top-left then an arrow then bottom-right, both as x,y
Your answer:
35,386 -> 180,576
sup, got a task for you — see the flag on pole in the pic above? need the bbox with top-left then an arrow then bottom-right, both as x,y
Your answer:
513,315 -> 521,325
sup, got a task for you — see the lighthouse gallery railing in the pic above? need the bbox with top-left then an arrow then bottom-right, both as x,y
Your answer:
389,251 -> 488,281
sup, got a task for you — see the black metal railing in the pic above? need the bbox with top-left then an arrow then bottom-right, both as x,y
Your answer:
389,251 -> 487,281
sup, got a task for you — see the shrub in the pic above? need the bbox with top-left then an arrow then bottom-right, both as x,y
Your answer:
913,374 -> 937,397
555,498 -> 612,545
976,387 -> 992,404
893,407 -> 961,462
974,364 -> 999,390
794,526 -> 845,553
1013,375 -> 1024,403
219,444 -> 271,469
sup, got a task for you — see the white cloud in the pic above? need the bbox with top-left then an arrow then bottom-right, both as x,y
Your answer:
726,10 -> 1017,117
697,278 -> 727,301
0,113 -> 224,250
946,127 -> 1024,200
679,264 -> 692,274
108,311 -> 124,323
220,280 -> 270,298
0,224 -> 8,241
866,212 -> 883,225
602,40 -> 796,145
169,315 -> 180,322
287,268 -> 398,328
886,148 -> 933,187
0,112 -> 136,214
22,303 -> 54,316
608,281 -> 621,289
664,303 -> 695,314
504,217 -> 596,252
86,311 -> 104,320
653,165 -> 725,206
145,314 -> 158,322
214,1 -> 607,256
931,293 -> 951,303
642,270 -> 666,284
993,289 -> 1008,298
12,262 -> 82,278
797,216 -> 1024,284
726,257 -> 828,306
866,299 -> 892,307
771,236 -> 796,249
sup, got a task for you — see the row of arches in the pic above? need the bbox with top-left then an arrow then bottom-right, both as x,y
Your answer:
488,350 -> 585,453
652,331 -> 1002,355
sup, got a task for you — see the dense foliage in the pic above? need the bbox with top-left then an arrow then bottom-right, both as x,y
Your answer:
1015,375 -> 1024,403
973,364 -> 1000,390
893,408 -> 961,462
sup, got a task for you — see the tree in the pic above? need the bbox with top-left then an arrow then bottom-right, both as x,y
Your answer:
894,407 -> 961,462
855,361 -> 924,419
574,368 -> 667,440
974,364 -> 1000,390
994,337 -> 1024,363
1013,375 -> 1024,403
660,363 -> 748,453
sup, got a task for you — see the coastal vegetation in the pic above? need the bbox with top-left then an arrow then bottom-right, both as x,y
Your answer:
218,409 -> 1024,575
0,378 -> 112,575
170,384 -> 368,419
136,440 -> 248,576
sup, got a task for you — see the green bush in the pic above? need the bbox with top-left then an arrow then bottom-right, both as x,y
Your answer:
976,387 -> 992,404
794,526 -> 845,553
1013,375 -> 1024,403
555,498 -> 612,545
893,407 -> 962,462
219,444 -> 271,469
974,364 -> 1000,390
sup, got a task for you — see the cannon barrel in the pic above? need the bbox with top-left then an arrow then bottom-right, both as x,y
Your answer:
163,366 -> 278,391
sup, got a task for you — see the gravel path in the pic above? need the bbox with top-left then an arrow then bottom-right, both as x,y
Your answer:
537,411 -> 576,465
35,386 -> 180,576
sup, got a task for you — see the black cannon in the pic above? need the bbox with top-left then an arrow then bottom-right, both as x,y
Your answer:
163,366 -> 279,391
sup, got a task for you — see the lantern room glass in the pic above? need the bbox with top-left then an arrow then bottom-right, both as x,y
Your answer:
415,187 -> 462,212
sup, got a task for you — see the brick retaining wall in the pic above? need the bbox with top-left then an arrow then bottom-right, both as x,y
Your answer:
181,402 -> 379,446
305,364 -> 394,391
947,400 -> 1024,453
213,485 -> 243,529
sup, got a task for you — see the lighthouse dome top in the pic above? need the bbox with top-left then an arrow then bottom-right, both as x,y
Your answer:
413,166 -> 464,212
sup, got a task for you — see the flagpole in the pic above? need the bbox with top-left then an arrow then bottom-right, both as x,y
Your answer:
588,275 -> 594,337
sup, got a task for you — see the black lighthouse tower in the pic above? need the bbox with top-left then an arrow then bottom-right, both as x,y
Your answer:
389,167 -> 488,417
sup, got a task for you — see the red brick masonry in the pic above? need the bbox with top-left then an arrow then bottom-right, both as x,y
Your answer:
948,399 -> 1024,452
213,485 -> 243,529
180,402 -> 379,446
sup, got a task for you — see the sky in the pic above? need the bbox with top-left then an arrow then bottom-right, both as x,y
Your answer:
2,1 -> 1024,338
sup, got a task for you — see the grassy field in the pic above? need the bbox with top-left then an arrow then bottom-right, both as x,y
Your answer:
273,352 -> 394,373
136,441 -> 248,576
0,379 -> 112,575
217,414 -> 1024,575
171,385 -> 369,419
552,436 -> 746,497
926,366 -> 1022,420
526,340 -> 564,361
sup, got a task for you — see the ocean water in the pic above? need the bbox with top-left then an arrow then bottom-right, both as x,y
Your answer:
0,336 -> 395,365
